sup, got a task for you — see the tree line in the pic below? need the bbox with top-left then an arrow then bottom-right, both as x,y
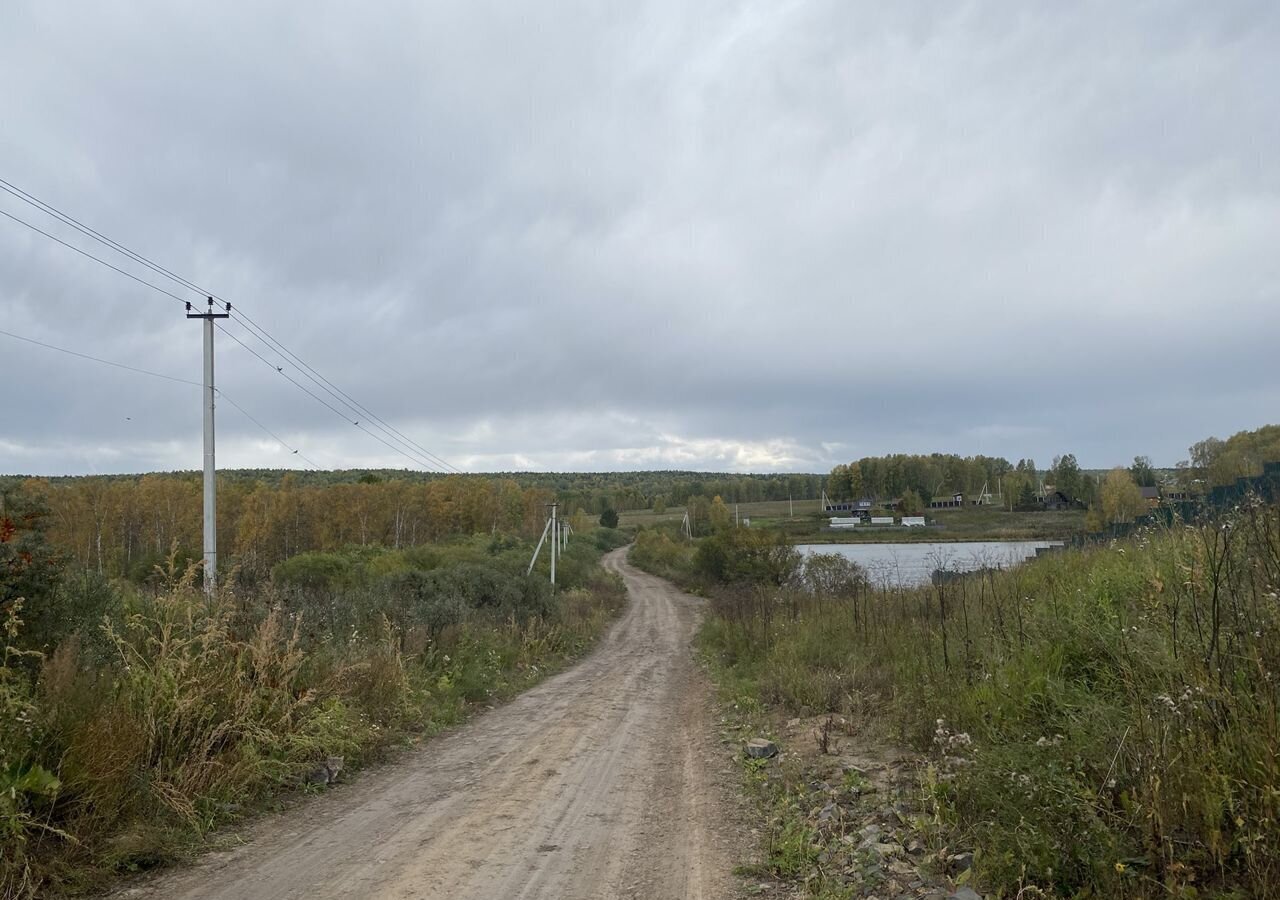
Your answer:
11,469 -> 827,522
822,424 -> 1279,527
1,474 -> 556,584
825,453 -> 1019,505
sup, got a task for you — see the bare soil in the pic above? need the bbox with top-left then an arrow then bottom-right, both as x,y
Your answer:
112,548 -> 743,900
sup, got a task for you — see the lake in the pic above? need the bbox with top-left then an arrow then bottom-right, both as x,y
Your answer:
795,540 -> 1064,588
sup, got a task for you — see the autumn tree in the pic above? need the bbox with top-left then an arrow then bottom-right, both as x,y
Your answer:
708,495 -> 732,532
826,464 -> 853,501
1100,467 -> 1144,524
899,489 -> 925,516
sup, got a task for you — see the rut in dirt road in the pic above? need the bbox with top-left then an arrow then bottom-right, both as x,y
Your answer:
116,547 -> 739,900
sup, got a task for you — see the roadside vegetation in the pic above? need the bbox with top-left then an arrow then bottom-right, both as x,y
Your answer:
0,479 -> 630,898
627,476 -> 1280,896
681,498 -> 1280,897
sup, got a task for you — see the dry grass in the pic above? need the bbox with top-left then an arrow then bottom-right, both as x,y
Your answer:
700,499 -> 1280,897
1,553 -> 626,897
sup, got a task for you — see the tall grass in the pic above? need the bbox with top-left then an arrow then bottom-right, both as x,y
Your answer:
699,499 -> 1280,897
1,540 -> 626,897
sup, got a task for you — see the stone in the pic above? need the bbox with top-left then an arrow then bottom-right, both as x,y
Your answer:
949,888 -> 982,900
744,738 -> 779,759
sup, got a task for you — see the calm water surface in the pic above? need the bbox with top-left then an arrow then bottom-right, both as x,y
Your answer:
795,540 -> 1064,587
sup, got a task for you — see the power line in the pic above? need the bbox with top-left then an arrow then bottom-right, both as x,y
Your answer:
0,207 -> 190,307
0,178 -> 206,300
214,391 -> 324,469
0,326 -> 321,468
213,320 -> 449,472
0,177 -> 462,473
0,326 -> 200,386
225,312 -> 462,473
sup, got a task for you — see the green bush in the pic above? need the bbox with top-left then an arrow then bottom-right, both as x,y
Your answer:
592,527 -> 630,552
693,528 -> 800,586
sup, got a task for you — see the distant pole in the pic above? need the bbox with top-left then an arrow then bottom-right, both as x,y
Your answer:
187,297 -> 230,595
789,493 -> 794,517
735,503 -> 739,527
549,502 -> 558,590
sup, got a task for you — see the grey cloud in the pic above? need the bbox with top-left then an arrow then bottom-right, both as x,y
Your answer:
2,1 -> 1278,476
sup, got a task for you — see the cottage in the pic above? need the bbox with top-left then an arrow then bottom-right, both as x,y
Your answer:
1042,490 -> 1071,511
929,492 -> 965,509
823,497 -> 876,514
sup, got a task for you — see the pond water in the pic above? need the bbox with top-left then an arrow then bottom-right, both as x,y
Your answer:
795,541 -> 1064,588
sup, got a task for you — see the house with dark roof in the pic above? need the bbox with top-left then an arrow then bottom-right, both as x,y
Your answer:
1042,489 -> 1071,511
823,497 -> 876,515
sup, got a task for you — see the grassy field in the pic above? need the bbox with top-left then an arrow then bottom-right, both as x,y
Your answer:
621,499 -> 1084,542
618,498 -> 824,529
697,501 -> 1280,897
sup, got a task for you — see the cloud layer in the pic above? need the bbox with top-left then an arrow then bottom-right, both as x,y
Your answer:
2,1 -> 1278,475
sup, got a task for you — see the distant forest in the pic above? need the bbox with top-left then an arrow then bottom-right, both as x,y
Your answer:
10,469 -> 826,514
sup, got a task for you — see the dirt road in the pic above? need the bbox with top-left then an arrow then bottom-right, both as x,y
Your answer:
118,548 -> 739,900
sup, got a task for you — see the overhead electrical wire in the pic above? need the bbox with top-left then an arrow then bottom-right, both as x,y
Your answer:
0,177 -> 462,473
1,177 -> 460,473
228,309 -> 462,473
210,321 -> 449,472
0,207 -> 189,307
0,326 -> 201,387
1,180 -> 460,473
0,326 -> 324,468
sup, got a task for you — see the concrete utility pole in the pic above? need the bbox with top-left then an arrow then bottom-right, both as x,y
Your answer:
187,297 -> 230,595
526,515 -> 553,576
549,503 -> 558,590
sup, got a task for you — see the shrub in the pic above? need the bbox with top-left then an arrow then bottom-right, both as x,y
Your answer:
693,528 -> 800,586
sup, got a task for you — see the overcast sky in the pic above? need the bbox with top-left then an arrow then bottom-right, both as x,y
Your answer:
2,2 -> 1277,476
